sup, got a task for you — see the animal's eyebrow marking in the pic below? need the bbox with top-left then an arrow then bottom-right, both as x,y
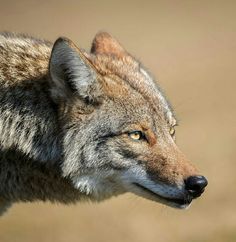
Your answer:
145,129 -> 157,146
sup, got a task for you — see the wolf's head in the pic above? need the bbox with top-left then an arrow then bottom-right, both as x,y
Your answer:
49,32 -> 207,209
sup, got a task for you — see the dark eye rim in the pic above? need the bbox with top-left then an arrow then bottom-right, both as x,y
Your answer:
128,130 -> 147,141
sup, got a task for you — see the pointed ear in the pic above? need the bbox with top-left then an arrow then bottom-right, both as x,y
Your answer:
91,32 -> 127,57
49,37 -> 103,104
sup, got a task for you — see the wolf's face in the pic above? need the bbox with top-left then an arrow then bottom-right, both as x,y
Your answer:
49,32 -> 207,208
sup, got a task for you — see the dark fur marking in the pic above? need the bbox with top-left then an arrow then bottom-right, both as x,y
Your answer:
116,147 -> 138,160
79,145 -> 86,165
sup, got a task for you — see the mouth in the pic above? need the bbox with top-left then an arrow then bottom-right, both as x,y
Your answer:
133,182 -> 192,209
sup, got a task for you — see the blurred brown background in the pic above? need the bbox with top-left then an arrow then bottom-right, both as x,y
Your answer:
0,0 -> 235,242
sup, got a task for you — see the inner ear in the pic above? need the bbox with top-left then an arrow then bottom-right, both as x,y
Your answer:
91,32 -> 127,57
49,37 -> 103,104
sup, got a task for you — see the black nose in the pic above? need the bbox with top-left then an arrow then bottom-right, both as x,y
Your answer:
185,175 -> 208,198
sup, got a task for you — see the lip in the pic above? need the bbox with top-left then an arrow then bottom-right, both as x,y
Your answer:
133,182 -> 192,208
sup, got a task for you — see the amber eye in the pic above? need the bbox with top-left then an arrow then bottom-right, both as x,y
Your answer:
169,127 -> 175,136
128,131 -> 145,141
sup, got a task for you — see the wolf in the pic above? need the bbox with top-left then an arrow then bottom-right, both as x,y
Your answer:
0,31 -> 207,215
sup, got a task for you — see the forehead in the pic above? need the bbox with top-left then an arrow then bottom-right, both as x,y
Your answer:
91,54 -> 176,126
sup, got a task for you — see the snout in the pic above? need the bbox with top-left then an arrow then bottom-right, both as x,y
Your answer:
185,175 -> 208,198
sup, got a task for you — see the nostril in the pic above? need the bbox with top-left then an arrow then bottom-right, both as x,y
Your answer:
185,175 -> 208,197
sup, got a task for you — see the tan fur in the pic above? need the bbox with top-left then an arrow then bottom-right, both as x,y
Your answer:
91,32 -> 127,57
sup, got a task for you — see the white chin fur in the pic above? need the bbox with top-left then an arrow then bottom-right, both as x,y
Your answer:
73,175 -> 97,195
72,171 -> 125,201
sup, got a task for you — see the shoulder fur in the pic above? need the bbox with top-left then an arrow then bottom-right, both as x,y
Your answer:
0,32 -> 52,84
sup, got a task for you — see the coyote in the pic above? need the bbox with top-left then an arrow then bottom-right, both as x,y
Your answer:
0,32 -> 207,215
